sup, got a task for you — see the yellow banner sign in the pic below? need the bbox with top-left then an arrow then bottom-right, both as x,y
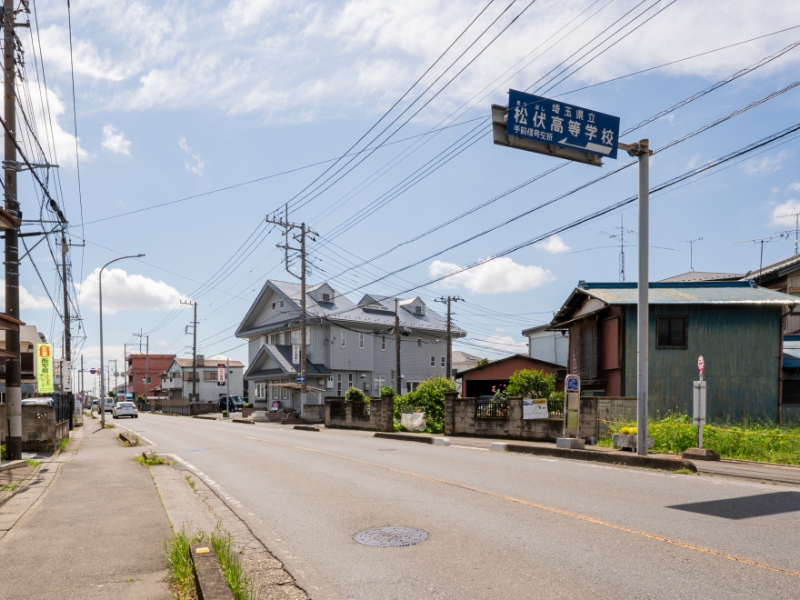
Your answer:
36,343 -> 53,394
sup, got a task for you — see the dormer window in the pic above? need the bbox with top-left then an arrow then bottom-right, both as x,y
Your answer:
322,292 -> 330,302
415,306 -> 422,314
272,302 -> 276,310
279,300 -> 285,309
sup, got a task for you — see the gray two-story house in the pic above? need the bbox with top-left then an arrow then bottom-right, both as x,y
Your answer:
235,280 -> 465,411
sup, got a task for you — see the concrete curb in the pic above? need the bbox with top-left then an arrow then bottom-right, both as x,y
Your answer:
191,544 -> 234,600
0,460 -> 27,472
294,425 -> 320,432
374,433 -> 451,446
502,443 -> 698,472
231,418 -> 254,424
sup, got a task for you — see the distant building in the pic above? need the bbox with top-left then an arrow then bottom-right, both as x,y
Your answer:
455,354 -> 564,398
451,350 -> 481,375
0,325 -> 46,398
521,324 -> 568,366
160,356 -> 245,403
125,353 -> 175,398
548,280 -> 799,421
659,271 -> 743,283
235,280 -> 466,412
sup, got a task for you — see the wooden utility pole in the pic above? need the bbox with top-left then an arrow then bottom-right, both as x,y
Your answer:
266,209 -> 317,415
395,299 -> 402,395
435,296 -> 463,380
4,0 -> 21,459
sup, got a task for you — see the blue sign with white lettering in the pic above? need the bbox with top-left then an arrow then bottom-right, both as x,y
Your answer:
295,375 -> 306,383
507,89 -> 620,159
566,375 -> 580,393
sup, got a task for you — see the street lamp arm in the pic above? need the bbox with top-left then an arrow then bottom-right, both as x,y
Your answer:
98,253 -> 145,428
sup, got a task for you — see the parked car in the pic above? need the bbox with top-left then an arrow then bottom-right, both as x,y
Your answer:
112,401 -> 138,419
219,395 -> 244,413
91,399 -> 99,411
99,397 -> 115,413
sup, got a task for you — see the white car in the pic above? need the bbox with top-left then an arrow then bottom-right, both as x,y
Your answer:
112,401 -> 138,419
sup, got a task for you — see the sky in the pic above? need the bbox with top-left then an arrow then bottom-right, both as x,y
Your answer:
11,0 -> 800,388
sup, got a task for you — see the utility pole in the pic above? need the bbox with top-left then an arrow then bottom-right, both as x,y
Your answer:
132,331 -> 149,400
619,139 -> 653,458
266,208 -> 317,415
80,354 -> 84,406
600,215 -> 634,282
679,237 -> 703,271
435,296 -> 463,380
180,300 -> 197,402
395,298 -> 402,395
123,342 -> 126,396
3,0 -> 21,459
735,233 -> 789,285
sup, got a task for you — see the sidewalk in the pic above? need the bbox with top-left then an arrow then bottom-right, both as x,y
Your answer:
0,424 -> 173,599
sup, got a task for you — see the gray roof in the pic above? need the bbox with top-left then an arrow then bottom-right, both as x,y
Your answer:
550,280 -> 800,328
743,254 -> 800,281
237,279 -> 464,338
243,344 -> 329,380
660,271 -> 744,283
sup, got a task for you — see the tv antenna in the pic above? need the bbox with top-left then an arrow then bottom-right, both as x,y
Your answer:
777,211 -> 800,255
600,215 -> 634,282
735,233 -> 789,285
679,238 -> 703,271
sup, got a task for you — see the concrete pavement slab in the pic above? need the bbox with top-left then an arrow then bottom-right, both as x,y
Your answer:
0,424 -> 173,599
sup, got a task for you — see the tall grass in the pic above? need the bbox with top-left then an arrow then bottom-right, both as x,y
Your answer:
601,414 -> 800,464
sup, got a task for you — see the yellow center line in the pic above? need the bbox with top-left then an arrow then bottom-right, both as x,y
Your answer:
244,434 -> 800,580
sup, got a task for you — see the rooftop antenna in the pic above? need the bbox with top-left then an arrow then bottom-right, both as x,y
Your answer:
777,211 -> 800,255
600,215 -> 634,282
679,238 -> 703,271
735,233 -> 789,285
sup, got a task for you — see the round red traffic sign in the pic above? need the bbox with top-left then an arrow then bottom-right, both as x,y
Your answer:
698,355 -> 705,373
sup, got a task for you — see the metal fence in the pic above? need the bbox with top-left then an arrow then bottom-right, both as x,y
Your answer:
475,399 -> 510,419
54,392 -> 73,423
352,401 -> 371,420
330,400 -> 346,419
547,399 -> 563,418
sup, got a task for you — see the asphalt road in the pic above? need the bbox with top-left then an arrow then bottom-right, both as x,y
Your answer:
124,414 -> 800,599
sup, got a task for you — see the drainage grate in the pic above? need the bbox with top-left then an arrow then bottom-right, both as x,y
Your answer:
354,527 -> 428,547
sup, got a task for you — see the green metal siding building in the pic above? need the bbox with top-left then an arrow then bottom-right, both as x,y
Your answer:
550,281 -> 798,422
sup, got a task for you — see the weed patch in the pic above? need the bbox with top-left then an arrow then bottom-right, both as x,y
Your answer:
136,452 -> 166,467
25,458 -> 40,467
185,475 -> 196,491
1,482 -> 19,492
0,444 -> 6,460
164,530 -> 198,600
103,423 -> 116,429
56,437 -> 70,453
600,414 -> 800,465
674,468 -> 696,475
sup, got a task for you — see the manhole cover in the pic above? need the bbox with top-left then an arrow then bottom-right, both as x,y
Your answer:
354,527 -> 428,547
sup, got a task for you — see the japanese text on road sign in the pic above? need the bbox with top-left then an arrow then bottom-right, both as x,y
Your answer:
36,343 -> 54,394
507,89 -> 620,159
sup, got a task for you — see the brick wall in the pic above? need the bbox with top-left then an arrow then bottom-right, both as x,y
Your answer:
324,394 -> 394,432
0,404 -> 68,452
444,392 -> 597,442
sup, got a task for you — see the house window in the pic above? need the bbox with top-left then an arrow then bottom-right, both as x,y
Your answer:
381,336 -> 386,351
441,356 -> 446,367
279,300 -> 285,309
337,373 -> 342,395
417,339 -> 422,348
144,376 -> 152,384
348,373 -> 353,389
270,333 -> 280,345
374,375 -> 386,390
204,372 -> 216,381
656,316 -> 688,349
272,302 -> 276,310
430,356 -> 435,367
341,331 -> 346,347
183,372 -> 199,382
283,331 -> 291,345
282,379 -> 288,400
415,306 -> 422,314
322,292 -> 330,302
359,332 -> 364,348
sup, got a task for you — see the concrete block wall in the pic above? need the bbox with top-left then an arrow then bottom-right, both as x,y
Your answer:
444,393 -> 598,442
596,396 -> 637,438
0,404 -> 68,452
324,394 -> 394,432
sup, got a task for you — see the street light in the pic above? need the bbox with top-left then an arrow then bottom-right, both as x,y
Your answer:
99,254 -> 145,427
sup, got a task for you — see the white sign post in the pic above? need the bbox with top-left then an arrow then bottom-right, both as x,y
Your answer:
292,345 -> 300,365
693,355 -> 707,448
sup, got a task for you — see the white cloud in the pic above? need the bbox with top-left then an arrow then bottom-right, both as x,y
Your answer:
536,235 -> 570,254
77,267 -> 185,314
471,334 -> 527,354
787,182 -> 800,192
771,199 -> 800,226
0,279 -> 52,310
101,124 -> 132,155
26,82 -> 90,168
27,1 -> 800,122
429,257 -> 553,293
178,137 -> 205,175
740,150 -> 794,176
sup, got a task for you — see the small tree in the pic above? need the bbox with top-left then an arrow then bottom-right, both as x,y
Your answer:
379,385 -> 396,398
399,376 -> 456,433
476,358 -> 489,367
506,369 -> 556,399
345,386 -> 370,404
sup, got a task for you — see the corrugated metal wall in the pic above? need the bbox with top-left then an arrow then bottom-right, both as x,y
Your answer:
623,304 -> 782,421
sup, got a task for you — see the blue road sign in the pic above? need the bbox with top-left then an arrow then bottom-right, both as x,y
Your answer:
566,374 -> 580,393
507,89 -> 620,159
295,375 -> 306,383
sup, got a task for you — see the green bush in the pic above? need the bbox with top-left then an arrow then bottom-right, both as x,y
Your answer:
506,369 -> 556,399
345,386 -> 370,404
395,376 -> 456,434
243,402 -> 253,409
379,385 -> 397,397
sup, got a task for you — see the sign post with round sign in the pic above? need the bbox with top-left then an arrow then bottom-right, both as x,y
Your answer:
693,355 -> 707,448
